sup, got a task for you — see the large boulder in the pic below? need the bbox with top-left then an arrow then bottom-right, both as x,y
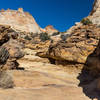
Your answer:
1,39 -> 24,70
0,25 -> 25,70
3,39 -> 24,59
0,71 -> 14,88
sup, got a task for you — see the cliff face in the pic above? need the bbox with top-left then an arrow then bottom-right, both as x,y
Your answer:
90,0 -> 100,15
89,0 -> 100,24
0,8 -> 59,34
0,8 -> 41,33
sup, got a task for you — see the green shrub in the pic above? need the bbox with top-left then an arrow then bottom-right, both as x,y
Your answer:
24,35 -> 31,40
60,34 -> 70,41
30,33 -> 38,38
81,18 -> 92,25
40,33 -> 50,42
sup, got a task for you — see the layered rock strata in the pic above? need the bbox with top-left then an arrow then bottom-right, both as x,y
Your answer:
37,24 -> 100,68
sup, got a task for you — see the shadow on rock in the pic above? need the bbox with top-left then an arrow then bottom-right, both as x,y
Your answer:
77,41 -> 100,100
77,67 -> 100,100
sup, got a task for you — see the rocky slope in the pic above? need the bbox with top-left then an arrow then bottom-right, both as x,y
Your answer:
89,0 -> 100,25
0,8 -> 58,34
0,8 -> 41,33
90,0 -> 100,15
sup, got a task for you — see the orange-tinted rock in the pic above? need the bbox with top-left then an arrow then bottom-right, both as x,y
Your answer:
45,25 -> 58,35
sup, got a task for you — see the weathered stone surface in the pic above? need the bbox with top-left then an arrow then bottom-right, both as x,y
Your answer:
0,25 -> 24,70
0,8 -> 59,34
44,25 -> 58,35
0,3 -> 100,99
89,0 -> 100,25
37,24 -> 100,66
0,8 -> 41,33
3,39 -> 24,59
90,0 -> 100,15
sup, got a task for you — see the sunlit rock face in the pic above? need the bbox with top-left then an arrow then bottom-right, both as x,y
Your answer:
0,8 -> 41,33
89,0 -> 100,24
90,0 -> 100,15
45,25 -> 58,35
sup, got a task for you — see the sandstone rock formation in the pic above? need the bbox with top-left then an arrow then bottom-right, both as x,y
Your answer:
89,0 -> 100,24
44,25 -> 58,35
0,25 -> 24,70
0,8 -> 59,34
90,0 -> 100,15
0,1 -> 100,99
37,24 -> 100,67
0,8 -> 41,33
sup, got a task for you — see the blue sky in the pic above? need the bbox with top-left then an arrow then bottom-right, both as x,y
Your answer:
0,0 -> 94,32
